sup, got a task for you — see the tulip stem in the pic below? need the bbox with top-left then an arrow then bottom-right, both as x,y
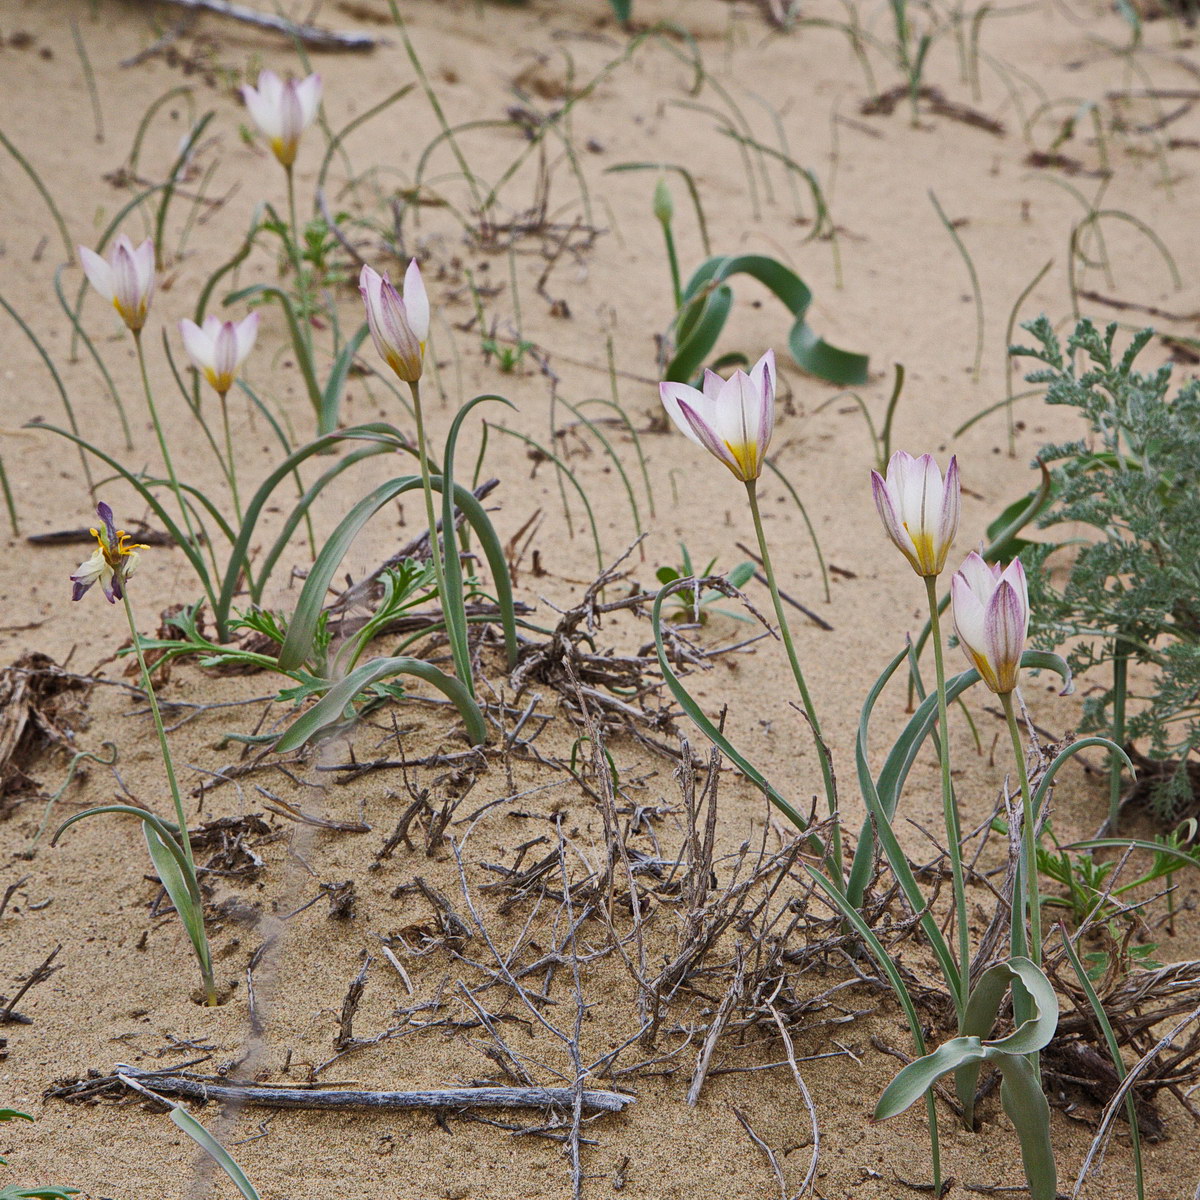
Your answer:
218,392 -> 242,523
121,586 -> 215,1007
408,380 -> 458,687
925,574 -> 969,1020
284,164 -> 313,357
133,330 -> 201,560
745,481 -> 841,882
1001,689 -> 1042,1076
660,217 -> 682,312
1001,690 -> 1042,969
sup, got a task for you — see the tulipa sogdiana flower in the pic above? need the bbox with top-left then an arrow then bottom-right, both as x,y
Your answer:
951,551 -> 1030,694
179,312 -> 259,399
70,502 -> 147,604
240,70 -> 322,168
360,260 -> 430,384
871,451 -> 960,577
659,349 -> 775,482
79,235 -> 156,333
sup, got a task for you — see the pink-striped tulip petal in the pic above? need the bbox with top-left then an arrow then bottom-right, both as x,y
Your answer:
871,451 -> 960,577
79,235 -> 156,333
360,262 -> 427,383
179,312 -> 259,397
951,551 -> 1030,694
241,70 -> 322,167
658,349 -> 775,482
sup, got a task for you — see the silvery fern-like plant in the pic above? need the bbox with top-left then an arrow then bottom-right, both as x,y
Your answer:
1016,316 -> 1200,825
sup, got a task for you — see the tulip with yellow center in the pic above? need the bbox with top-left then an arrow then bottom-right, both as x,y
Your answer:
360,260 -> 430,384
871,450 -> 960,578
79,235 -> 156,333
179,313 -> 259,399
240,70 -> 322,168
951,551 -> 1030,695
658,349 -> 775,482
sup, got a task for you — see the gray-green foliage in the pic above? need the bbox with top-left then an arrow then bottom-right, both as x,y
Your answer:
1016,316 -> 1200,817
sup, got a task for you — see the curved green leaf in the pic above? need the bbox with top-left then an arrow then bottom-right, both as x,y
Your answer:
252,444 -> 392,606
651,580 -> 816,839
215,422 -> 404,635
1034,735 -> 1131,816
319,323 -> 370,436
441,394 -> 517,692
53,803 -> 182,854
875,1036 -> 988,1121
144,824 -> 212,986
846,649 -> 1073,907
665,254 -> 868,386
997,1052 -> 1057,1200
967,958 -> 1058,1057
169,1108 -> 260,1200
276,473 -> 509,674
850,647 -> 961,996
274,655 -> 486,752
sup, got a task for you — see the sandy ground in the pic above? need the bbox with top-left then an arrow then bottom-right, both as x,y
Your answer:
2,0 -> 1200,1195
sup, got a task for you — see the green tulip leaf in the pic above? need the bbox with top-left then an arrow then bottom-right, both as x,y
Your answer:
665,254 -> 868,387
169,1107 -> 261,1200
274,656 -> 486,752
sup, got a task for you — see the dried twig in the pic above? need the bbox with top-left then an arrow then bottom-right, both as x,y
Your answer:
149,0 -> 381,50
102,1066 -> 635,1113
0,944 -> 63,1024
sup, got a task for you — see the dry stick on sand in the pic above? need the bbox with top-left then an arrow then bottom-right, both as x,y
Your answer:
148,0 -> 381,51
0,944 -> 63,1024
1072,1001 -> 1200,1197
110,1065 -> 635,1114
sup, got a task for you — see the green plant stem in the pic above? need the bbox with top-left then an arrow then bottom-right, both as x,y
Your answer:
660,217 -> 682,311
1001,689 -> 1042,1070
745,480 -> 841,881
1109,642 -> 1128,831
133,329 -> 199,551
925,575 -> 968,1021
0,453 -> 19,535
408,379 -> 454,677
217,392 -> 242,522
121,586 -> 215,1007
284,164 -> 311,357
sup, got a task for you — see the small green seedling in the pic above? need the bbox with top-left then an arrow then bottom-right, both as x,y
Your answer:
655,547 -> 755,624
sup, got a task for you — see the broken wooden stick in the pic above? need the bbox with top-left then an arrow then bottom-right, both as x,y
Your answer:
113,1065 -> 635,1114
150,0 -> 381,51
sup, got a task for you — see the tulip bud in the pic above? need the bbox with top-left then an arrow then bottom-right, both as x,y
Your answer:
871,451 -> 960,577
360,260 -> 429,384
653,177 -> 674,225
951,552 -> 1030,694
